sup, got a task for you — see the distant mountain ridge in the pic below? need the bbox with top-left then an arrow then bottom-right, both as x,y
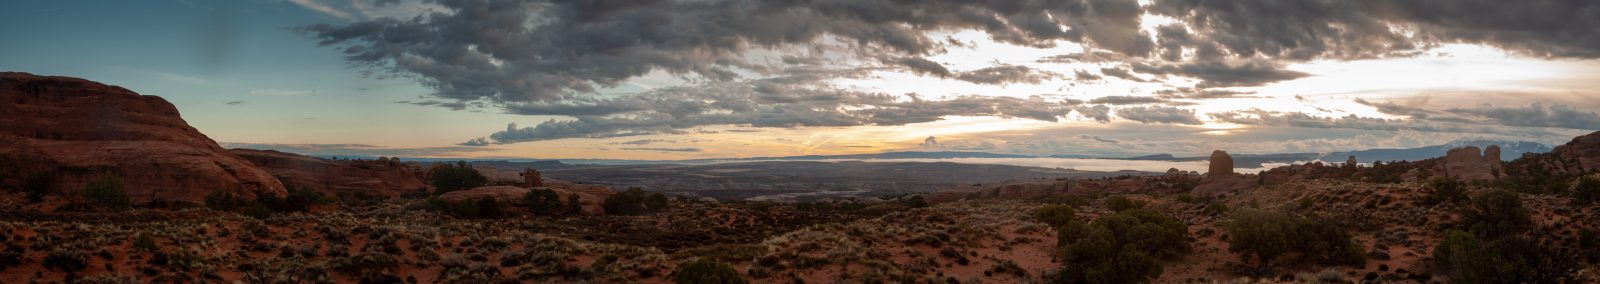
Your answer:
1319,140 -> 1551,163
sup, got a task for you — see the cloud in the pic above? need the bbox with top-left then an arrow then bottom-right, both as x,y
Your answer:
1446,103 -> 1600,130
224,100 -> 245,105
889,57 -> 951,77
921,136 -> 941,148
1090,96 -> 1168,105
610,139 -> 672,145
1116,106 -> 1203,125
954,65 -> 1060,85
1355,98 -> 1436,118
1130,60 -> 1310,88
1098,67 -> 1148,82
469,71 -> 1103,144
289,0 -> 354,20
1078,135 -> 1120,144
459,137 -> 490,146
620,147 -> 701,152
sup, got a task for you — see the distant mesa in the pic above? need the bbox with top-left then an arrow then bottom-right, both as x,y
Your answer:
0,72 -> 285,203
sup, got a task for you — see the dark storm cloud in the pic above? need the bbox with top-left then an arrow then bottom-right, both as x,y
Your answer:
1145,0 -> 1600,60
1129,60 -> 1310,88
1073,70 -> 1102,81
1097,67 -> 1148,82
890,57 -> 952,77
1078,134 -> 1120,144
954,65 -> 1061,85
1446,103 -> 1600,130
1116,106 -> 1203,125
1155,88 -> 1256,99
302,0 -> 1159,103
465,71 -> 1102,144
1208,109 -> 1492,133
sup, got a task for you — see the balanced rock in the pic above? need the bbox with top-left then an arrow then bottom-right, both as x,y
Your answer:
1207,150 -> 1234,177
0,72 -> 285,202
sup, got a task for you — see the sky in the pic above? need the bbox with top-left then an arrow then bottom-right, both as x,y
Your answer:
4,0 -> 1599,160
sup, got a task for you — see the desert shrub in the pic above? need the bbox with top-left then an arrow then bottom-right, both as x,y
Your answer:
22,172 -> 52,202
1226,209 -> 1365,272
566,194 -> 583,215
337,190 -> 390,206
429,161 -> 487,195
1041,195 -> 1091,206
1461,189 -> 1530,239
1105,195 -> 1143,212
1032,205 -> 1076,228
0,246 -> 21,271
261,187 -> 327,212
1204,202 -> 1229,216
900,195 -> 929,208
604,188 -> 668,215
82,174 -> 131,211
1054,208 -> 1190,283
205,190 -> 246,211
430,197 -> 506,219
44,248 -> 88,272
525,188 -> 565,216
673,258 -> 746,284
1581,229 -> 1599,249
240,203 -> 274,219
1433,230 -> 1573,283
133,232 -> 158,251
1426,177 -> 1468,205
1573,176 -> 1600,205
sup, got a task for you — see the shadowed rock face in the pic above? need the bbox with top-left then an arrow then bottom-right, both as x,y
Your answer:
230,149 -> 426,198
1208,150 -> 1234,177
0,72 -> 285,202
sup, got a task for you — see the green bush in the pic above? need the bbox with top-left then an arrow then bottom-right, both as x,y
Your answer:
82,174 -> 131,211
430,197 -> 506,219
1426,177 -> 1468,205
604,188 -> 668,215
673,258 -> 746,284
1461,189 -> 1530,239
1573,176 -> 1600,205
1226,209 -> 1365,273
428,161 -> 487,195
1433,230 -> 1573,283
566,194 -> 583,215
1054,208 -> 1190,283
43,248 -> 87,272
133,232 -> 158,251
205,190 -> 245,211
525,188 -> 565,216
1032,205 -> 1076,228
1106,195 -> 1143,212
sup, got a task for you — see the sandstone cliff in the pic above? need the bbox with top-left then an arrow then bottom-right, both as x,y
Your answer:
0,72 -> 285,202
230,149 -> 427,198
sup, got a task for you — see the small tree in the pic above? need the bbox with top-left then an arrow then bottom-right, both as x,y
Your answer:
1055,208 -> 1190,283
525,188 -> 564,216
1032,205 -> 1076,228
22,172 -> 52,202
1573,176 -> 1600,205
674,258 -> 746,284
83,174 -> 131,211
1106,195 -> 1143,212
566,194 -> 583,215
1226,209 -> 1298,271
1462,189 -> 1530,239
428,161 -> 487,195
1426,177 -> 1468,205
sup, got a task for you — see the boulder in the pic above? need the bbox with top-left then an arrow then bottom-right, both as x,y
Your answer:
230,149 -> 427,198
0,72 -> 285,202
1208,150 -> 1234,177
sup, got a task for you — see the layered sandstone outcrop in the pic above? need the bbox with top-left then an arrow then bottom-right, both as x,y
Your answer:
1442,146 -> 1501,181
0,72 -> 285,202
1518,131 -> 1600,175
230,149 -> 426,197
1207,150 -> 1234,177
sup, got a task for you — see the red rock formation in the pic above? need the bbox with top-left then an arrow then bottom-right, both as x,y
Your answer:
230,149 -> 427,197
521,168 -> 543,188
0,72 -> 285,202
1522,131 -> 1600,175
1208,150 -> 1234,177
1442,146 -> 1500,181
